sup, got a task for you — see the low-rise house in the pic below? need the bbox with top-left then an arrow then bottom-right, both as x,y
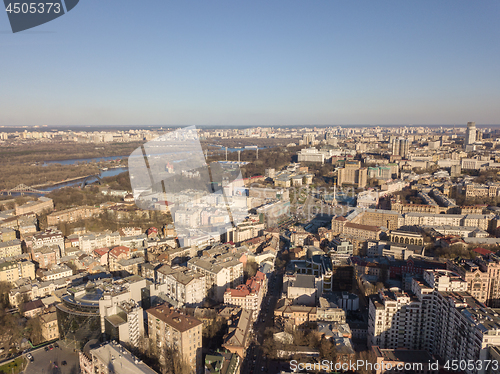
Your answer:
108,246 -> 130,271
222,309 -> 253,358
40,263 -> 73,281
22,299 -> 45,318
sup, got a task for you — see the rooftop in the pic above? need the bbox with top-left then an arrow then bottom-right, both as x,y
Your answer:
146,304 -> 202,332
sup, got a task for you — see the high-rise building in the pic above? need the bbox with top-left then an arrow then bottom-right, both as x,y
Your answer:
146,304 -> 202,373
391,138 -> 410,158
337,161 -> 368,188
465,121 -> 477,145
368,270 -> 500,374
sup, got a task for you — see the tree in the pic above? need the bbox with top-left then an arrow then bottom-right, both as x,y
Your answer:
0,281 -> 12,308
262,336 -> 278,359
318,338 -> 336,362
26,316 -> 43,345
161,346 -> 191,374
244,261 -> 259,279
355,350 -> 376,374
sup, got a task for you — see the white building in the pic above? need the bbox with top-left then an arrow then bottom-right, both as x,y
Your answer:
80,341 -> 157,374
188,256 -> 244,303
40,263 -> 73,281
155,264 -> 206,307
368,273 -> 500,374
223,271 -> 266,315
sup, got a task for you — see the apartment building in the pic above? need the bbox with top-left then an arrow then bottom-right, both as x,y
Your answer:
188,256 -> 244,303
0,260 -> 35,282
274,305 -> 317,326
33,229 -> 65,255
343,222 -> 381,241
79,231 -> 121,253
146,305 -> 202,373
224,220 -> 265,243
155,264 -> 206,307
15,197 -> 54,215
337,161 -> 368,188
287,248 -> 334,295
46,206 -> 100,226
372,347 -> 438,374
0,239 -> 22,258
465,183 -> 499,198
349,209 -> 402,231
108,246 -> 131,271
223,271 -> 266,314
446,255 -> 500,307
368,288 -> 421,350
31,245 -> 60,268
369,270 -> 500,374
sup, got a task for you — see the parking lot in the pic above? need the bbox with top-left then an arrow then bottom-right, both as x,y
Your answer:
24,342 -> 79,374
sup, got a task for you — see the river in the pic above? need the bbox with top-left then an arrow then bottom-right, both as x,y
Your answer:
36,145 -> 264,192
36,167 -> 129,192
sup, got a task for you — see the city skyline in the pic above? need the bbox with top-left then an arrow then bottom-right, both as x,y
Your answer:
1,1 -> 500,127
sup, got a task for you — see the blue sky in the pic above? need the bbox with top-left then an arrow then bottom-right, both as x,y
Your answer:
1,0 -> 500,127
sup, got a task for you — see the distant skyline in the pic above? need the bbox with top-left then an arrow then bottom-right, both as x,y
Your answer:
1,1 -> 500,127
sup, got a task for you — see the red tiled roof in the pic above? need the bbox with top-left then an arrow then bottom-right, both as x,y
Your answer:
93,247 -> 110,256
473,247 -> 493,256
109,245 -> 130,257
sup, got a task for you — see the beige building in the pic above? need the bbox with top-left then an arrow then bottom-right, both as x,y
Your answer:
0,228 -> 16,242
446,255 -> 500,307
337,161 -> 367,188
0,261 -> 19,283
369,275 -> 500,374
46,206 -> 100,226
343,222 -> 381,240
465,183 -> 499,198
146,304 -> 202,373
351,209 -> 401,231
0,239 -> 22,258
15,197 -> 54,215
274,305 -> 318,326
40,310 -> 59,341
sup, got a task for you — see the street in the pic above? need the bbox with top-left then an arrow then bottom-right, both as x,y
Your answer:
241,269 -> 285,374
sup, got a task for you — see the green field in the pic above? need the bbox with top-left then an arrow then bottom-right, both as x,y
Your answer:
0,357 -> 25,374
